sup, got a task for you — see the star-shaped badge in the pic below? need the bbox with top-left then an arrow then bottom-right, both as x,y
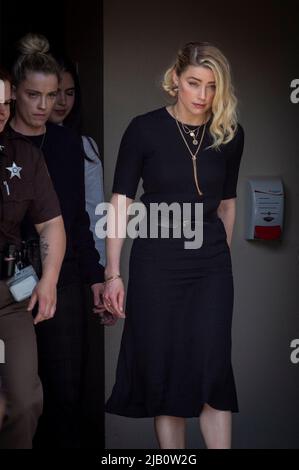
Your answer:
6,162 -> 22,179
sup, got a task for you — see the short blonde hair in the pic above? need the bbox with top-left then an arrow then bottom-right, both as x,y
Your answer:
162,42 -> 238,149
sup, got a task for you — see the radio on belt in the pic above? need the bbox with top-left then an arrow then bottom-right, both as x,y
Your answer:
245,177 -> 284,241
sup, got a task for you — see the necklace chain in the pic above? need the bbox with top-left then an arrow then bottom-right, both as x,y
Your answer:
172,107 -> 207,197
39,131 -> 46,150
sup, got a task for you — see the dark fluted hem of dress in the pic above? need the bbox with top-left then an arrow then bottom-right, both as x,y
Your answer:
105,405 -> 239,420
105,383 -> 239,419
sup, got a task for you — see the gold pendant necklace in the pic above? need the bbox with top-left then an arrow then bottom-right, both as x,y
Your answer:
182,123 -> 201,145
173,108 -> 207,197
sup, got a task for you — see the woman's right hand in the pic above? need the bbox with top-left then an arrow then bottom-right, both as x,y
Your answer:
103,277 -> 126,319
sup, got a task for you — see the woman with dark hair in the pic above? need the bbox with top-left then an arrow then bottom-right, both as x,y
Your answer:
0,66 -> 65,448
49,57 -> 106,269
9,33 -> 107,448
51,58 -> 83,132
104,42 -> 245,449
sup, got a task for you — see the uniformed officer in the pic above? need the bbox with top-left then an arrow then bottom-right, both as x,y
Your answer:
0,68 -> 66,449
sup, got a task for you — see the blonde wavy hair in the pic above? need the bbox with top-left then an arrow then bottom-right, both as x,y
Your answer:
12,33 -> 60,87
162,42 -> 238,149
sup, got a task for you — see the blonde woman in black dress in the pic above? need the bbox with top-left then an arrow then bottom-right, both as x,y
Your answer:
103,42 -> 244,449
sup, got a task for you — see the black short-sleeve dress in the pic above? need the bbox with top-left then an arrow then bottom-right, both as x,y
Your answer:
105,107 -> 244,418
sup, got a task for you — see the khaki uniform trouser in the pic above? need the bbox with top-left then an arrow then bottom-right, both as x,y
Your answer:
0,280 -> 43,449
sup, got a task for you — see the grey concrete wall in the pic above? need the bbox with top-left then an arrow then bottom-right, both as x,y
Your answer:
103,0 -> 299,448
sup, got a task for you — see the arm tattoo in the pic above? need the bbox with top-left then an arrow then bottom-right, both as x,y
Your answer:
40,236 -> 49,263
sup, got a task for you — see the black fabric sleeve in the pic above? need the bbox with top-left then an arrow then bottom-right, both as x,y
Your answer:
112,117 -> 144,199
72,137 -> 105,285
222,124 -> 245,200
